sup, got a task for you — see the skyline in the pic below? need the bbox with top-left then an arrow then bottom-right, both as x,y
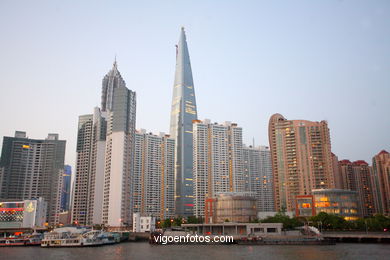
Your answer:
1,1 -> 390,167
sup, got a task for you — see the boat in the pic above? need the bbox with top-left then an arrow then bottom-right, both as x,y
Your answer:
0,233 -> 43,246
99,232 -> 121,244
41,227 -> 120,247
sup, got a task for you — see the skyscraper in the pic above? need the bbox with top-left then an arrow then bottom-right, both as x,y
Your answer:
61,165 -> 72,211
71,107 -> 106,225
243,145 -> 274,212
102,85 -> 136,226
132,130 -> 175,219
169,27 -> 198,216
101,59 -> 126,112
268,114 -> 335,212
72,61 -> 136,227
372,150 -> 390,215
192,120 -> 245,217
336,159 -> 377,217
352,161 -> 377,217
0,131 -> 66,225
331,153 -> 343,189
338,160 -> 355,190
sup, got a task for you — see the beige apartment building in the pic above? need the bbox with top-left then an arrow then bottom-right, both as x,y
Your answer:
336,159 -> 377,217
268,113 -> 335,212
372,150 -> 390,215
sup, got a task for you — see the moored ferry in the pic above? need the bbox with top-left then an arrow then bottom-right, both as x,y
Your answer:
0,233 -> 43,246
41,227 -> 120,247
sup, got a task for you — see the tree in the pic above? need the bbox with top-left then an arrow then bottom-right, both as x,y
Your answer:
162,219 -> 172,228
261,212 -> 303,230
309,212 -> 346,230
187,216 -> 202,224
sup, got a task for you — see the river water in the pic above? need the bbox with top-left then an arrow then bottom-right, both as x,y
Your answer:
1,242 -> 389,260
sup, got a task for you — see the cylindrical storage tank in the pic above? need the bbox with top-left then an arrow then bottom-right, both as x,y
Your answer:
214,193 -> 256,223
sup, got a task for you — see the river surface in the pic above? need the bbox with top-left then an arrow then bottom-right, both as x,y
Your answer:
1,242 -> 389,260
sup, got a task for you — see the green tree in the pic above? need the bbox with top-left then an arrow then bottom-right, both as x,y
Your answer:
187,216 -> 202,224
173,217 -> 182,227
162,219 -> 172,228
309,212 -> 346,230
261,212 -> 303,230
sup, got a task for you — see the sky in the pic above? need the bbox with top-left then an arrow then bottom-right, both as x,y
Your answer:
0,0 -> 389,168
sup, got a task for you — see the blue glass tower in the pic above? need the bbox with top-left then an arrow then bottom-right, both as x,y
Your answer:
61,165 -> 72,211
169,27 -> 198,216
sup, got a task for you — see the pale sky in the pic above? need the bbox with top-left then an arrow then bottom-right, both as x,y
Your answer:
1,0 -> 389,169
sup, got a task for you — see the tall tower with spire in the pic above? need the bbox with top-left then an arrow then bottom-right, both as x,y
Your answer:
101,59 -> 126,112
72,60 -> 136,227
169,27 -> 198,216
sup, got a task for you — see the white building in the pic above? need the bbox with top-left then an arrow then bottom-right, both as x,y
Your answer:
102,86 -> 136,227
132,130 -> 175,219
0,198 -> 47,228
257,211 -> 294,220
71,107 -> 106,226
71,61 -> 136,227
193,120 -> 245,218
243,145 -> 274,212
132,213 -> 156,232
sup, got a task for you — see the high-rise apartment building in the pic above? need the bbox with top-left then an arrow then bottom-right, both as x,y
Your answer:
102,86 -> 136,226
243,145 -> 274,212
331,153 -> 343,189
0,131 -> 66,225
338,159 -> 377,216
372,150 -> 390,215
169,28 -> 198,216
192,120 -> 245,217
71,107 -> 106,225
268,114 -> 335,212
338,160 -> 355,190
132,130 -> 175,219
352,161 -> 376,217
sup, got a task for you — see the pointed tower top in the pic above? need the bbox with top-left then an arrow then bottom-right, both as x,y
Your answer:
101,58 -> 126,111
179,27 -> 187,42
113,55 -> 118,69
174,27 -> 193,87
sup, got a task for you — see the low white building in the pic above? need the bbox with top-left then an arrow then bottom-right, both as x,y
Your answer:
132,213 -> 156,232
0,197 -> 47,228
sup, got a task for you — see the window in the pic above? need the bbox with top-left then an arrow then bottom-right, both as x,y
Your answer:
267,228 -> 277,233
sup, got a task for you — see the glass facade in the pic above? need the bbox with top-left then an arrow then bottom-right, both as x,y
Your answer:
314,190 -> 359,220
169,28 -> 197,216
296,195 -> 315,217
213,193 -> 257,223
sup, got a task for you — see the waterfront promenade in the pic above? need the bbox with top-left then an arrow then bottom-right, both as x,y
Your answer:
322,232 -> 390,243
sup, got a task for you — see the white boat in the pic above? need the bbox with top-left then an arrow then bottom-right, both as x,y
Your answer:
41,227 -> 119,247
